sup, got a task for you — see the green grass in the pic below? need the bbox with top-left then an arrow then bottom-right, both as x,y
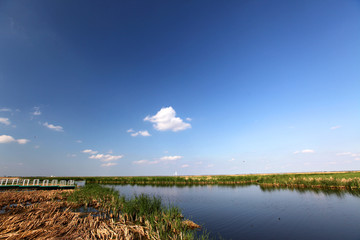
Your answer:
65,184 -> 207,240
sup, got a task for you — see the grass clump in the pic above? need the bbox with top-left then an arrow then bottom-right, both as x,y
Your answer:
65,184 -> 205,240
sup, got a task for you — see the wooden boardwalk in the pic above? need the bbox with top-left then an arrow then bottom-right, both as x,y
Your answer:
0,178 -> 76,190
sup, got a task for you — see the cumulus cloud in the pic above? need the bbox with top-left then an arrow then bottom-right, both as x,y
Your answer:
89,154 -> 123,162
0,135 -> 29,144
43,122 -> 63,132
144,107 -> 191,132
0,118 -> 10,126
330,126 -> 341,130
0,135 -> 15,143
82,149 -> 98,155
101,162 -> 118,167
160,156 -> 183,161
32,107 -> 41,116
294,149 -> 315,154
131,130 -> 151,137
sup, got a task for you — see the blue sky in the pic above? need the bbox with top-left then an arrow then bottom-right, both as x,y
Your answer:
0,0 -> 359,176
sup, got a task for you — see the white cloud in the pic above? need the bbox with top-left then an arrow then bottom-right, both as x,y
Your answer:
229,158 -> 235,162
0,108 -> 11,112
101,162 -> 118,167
131,130 -> 151,137
181,164 -> 190,168
0,118 -> 10,126
133,156 -> 182,165
207,164 -> 215,168
76,140 -> 82,143
89,154 -> 123,162
144,106 -> 191,132
82,149 -> 98,155
355,158 -> 360,161
186,118 -> 192,121
32,107 -> 41,116
43,122 -> 63,132
133,160 -> 149,165
16,139 -> 29,144
160,156 -> 183,161
336,152 -> 352,156
0,135 -> 15,143
0,135 -> 29,144
330,126 -> 341,130
294,149 -> 315,154
127,129 -> 134,133
302,149 -> 315,153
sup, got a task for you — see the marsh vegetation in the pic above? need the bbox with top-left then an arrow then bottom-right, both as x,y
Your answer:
31,171 -> 360,190
0,185 -> 205,240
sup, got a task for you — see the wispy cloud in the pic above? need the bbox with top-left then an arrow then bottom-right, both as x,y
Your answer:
336,152 -> 352,156
0,135 -> 29,144
0,108 -> 11,112
43,122 -> 63,132
181,164 -> 190,168
133,160 -> 149,165
0,118 -> 11,126
76,140 -> 82,143
89,154 -> 123,162
144,106 -> 191,132
17,139 -> 29,144
133,155 -> 183,165
294,149 -> 315,154
101,162 -> 118,167
330,125 -> 341,130
130,130 -> 151,137
32,107 -> 41,116
207,164 -> 215,168
82,149 -> 98,155
160,156 -> 183,161
127,129 -> 134,133
336,152 -> 360,161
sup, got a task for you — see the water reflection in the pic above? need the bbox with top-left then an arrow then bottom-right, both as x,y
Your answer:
104,183 -> 360,240
259,185 -> 360,198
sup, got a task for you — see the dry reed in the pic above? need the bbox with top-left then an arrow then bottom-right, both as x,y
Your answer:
0,190 -> 148,239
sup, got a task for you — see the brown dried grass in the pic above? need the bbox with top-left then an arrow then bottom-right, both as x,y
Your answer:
0,190 -> 149,240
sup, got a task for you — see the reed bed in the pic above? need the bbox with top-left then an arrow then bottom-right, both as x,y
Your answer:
0,186 -> 205,240
33,171 -> 360,190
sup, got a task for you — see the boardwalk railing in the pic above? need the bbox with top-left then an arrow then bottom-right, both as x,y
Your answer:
0,179 -> 75,189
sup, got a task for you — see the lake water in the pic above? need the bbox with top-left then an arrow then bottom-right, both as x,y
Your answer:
107,184 -> 360,240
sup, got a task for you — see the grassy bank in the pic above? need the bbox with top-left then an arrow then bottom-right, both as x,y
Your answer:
25,171 -> 360,189
0,185 -> 206,239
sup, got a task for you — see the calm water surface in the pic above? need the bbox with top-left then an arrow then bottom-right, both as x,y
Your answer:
107,184 -> 360,240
